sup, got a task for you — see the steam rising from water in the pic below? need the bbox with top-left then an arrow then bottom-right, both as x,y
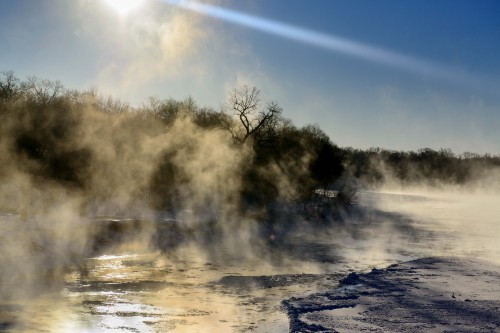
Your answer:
1,85 -> 499,331
0,103 -> 245,300
0,91 -> 318,308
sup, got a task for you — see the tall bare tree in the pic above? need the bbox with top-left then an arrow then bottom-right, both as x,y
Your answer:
224,85 -> 281,145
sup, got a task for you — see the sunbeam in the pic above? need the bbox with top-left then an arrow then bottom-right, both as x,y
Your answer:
161,0 -> 490,91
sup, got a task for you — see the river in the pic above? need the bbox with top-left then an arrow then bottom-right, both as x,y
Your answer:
1,189 -> 499,332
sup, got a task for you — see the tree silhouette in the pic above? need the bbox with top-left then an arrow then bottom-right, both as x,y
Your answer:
223,85 -> 281,145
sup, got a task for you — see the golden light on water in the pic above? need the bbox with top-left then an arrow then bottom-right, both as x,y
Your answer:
103,0 -> 146,15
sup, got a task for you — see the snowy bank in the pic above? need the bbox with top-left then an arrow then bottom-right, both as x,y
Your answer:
283,257 -> 500,332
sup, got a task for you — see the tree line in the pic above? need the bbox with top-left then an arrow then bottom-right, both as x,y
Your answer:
0,71 -> 345,219
340,147 -> 500,188
1,71 -> 498,220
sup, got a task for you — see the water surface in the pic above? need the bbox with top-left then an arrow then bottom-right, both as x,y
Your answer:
1,190 -> 499,332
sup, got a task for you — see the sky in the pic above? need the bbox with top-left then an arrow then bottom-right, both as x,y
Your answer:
1,0 -> 499,154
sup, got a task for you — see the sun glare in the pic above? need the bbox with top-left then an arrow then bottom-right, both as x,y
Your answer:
104,0 -> 146,15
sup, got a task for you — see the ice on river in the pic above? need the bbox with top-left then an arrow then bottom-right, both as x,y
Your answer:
284,256 -> 500,332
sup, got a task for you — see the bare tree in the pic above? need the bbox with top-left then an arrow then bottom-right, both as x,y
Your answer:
24,76 -> 64,105
0,71 -> 22,102
224,85 -> 282,145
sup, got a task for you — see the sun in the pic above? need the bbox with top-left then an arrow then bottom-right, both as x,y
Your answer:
103,0 -> 146,16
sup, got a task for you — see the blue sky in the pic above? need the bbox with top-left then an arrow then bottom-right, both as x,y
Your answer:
1,0 -> 499,153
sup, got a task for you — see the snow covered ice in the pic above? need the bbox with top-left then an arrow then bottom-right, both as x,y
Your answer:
283,256 -> 500,332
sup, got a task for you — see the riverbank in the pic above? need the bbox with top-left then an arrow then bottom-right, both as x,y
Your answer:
283,256 -> 500,332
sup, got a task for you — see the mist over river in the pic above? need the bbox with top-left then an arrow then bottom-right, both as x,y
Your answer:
1,189 -> 499,332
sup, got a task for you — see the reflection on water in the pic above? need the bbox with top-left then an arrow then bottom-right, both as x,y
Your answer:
57,250 -> 332,333
1,190 -> 499,332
